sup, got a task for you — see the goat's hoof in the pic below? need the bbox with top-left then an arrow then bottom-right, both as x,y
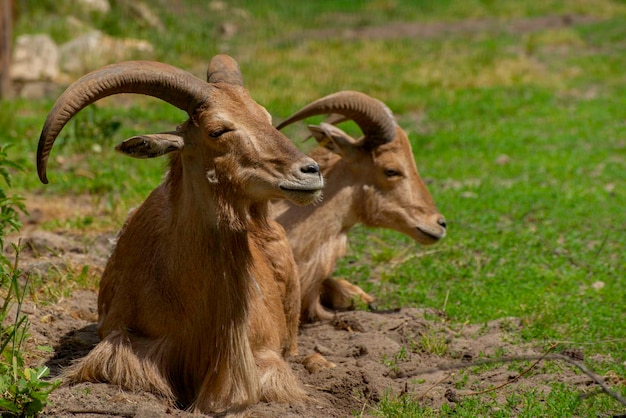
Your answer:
302,353 -> 336,374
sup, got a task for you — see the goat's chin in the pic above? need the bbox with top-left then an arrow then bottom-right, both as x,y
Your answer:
412,226 -> 445,245
280,188 -> 323,206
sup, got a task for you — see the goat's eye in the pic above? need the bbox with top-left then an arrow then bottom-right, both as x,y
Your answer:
209,128 -> 231,138
384,168 -> 401,177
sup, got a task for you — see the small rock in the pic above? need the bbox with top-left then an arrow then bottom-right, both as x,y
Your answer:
220,22 -> 238,38
14,80 -> 62,100
460,191 -> 478,199
209,1 -> 227,11
445,388 -> 460,402
495,154 -> 511,165
314,343 -> 333,356
23,259 -> 63,277
591,281 -> 605,290
21,230 -> 83,255
129,2 -> 164,30
76,0 -> 110,14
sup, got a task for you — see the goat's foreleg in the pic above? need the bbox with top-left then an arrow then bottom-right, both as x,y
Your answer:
255,348 -> 307,404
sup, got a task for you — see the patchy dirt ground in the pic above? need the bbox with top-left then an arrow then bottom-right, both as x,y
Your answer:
1,195 -> 604,418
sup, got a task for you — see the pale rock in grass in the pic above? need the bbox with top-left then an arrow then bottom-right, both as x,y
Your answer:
128,2 -> 164,30
591,281 -> 605,290
76,0 -> 111,14
60,31 -> 154,75
209,1 -> 228,11
10,34 -> 59,82
220,22 -> 238,38
18,81 -> 63,100
495,154 -> 511,165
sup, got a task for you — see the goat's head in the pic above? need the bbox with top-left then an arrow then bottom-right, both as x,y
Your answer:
277,90 -> 445,244
37,55 -> 323,207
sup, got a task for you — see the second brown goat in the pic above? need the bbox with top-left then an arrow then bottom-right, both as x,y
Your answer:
272,91 -> 446,322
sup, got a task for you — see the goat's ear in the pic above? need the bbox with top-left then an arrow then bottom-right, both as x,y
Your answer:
115,131 -> 184,159
308,123 -> 359,160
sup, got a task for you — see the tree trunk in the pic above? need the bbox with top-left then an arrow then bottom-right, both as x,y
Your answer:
0,0 -> 13,99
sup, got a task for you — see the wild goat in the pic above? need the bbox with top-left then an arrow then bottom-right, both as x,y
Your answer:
36,55 -> 324,413
272,91 -> 446,322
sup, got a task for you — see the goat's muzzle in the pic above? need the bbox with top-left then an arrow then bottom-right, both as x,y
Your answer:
279,161 -> 324,205
300,163 -> 321,175
415,214 -> 447,244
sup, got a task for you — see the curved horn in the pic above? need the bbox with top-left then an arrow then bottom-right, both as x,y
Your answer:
37,60 -> 211,184
207,54 -> 244,86
276,90 -> 397,149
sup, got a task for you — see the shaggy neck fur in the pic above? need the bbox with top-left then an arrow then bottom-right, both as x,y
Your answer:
157,155 -> 263,410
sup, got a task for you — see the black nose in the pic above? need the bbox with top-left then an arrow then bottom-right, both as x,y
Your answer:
437,217 -> 447,229
300,163 -> 320,174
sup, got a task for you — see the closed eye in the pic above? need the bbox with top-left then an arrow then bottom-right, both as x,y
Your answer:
384,168 -> 402,177
209,128 -> 233,138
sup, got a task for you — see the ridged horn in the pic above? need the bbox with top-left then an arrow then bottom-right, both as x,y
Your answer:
207,54 -> 244,86
276,90 -> 397,149
37,60 -> 212,184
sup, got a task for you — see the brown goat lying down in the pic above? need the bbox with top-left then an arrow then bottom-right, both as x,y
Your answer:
36,55 -> 323,413
272,91 -> 447,322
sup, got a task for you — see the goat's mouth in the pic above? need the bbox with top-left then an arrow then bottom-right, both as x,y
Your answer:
279,183 -> 323,205
415,226 -> 445,244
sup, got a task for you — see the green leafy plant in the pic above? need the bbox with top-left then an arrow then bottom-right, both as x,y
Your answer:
0,145 -> 24,245
0,145 -> 60,417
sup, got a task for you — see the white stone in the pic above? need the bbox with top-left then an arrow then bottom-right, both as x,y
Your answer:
60,31 -> 154,75
10,34 -> 60,81
76,0 -> 111,14
129,2 -> 164,30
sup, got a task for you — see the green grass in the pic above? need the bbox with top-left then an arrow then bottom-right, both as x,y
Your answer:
4,0 -> 626,416
375,382 -> 623,417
